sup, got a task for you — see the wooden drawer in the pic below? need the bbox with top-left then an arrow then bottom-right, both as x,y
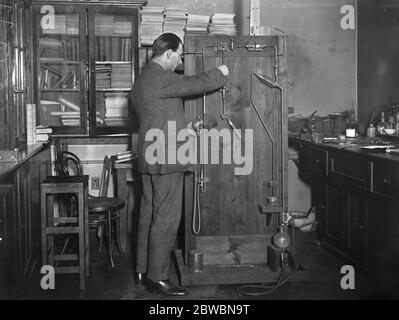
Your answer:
330,152 -> 369,186
372,161 -> 399,200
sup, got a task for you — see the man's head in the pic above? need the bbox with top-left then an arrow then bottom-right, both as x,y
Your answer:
152,33 -> 183,71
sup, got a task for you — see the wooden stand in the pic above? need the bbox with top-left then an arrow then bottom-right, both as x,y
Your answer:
40,175 -> 89,290
180,34 -> 296,286
174,248 -> 309,286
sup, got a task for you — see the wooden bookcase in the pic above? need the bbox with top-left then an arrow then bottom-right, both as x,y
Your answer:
31,1 -> 146,136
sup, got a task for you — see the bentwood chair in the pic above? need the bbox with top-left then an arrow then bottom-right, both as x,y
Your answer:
54,147 -> 125,268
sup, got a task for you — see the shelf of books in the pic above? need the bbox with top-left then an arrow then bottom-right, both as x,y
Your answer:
37,11 -> 87,133
93,13 -> 134,129
34,4 -> 140,136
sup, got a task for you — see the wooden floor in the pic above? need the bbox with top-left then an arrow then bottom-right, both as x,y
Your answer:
15,230 -> 399,300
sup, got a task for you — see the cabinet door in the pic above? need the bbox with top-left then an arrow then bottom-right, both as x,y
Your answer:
0,185 -> 17,298
366,201 -> 399,272
324,185 -> 345,250
345,192 -> 366,261
34,4 -> 88,135
88,6 -> 139,135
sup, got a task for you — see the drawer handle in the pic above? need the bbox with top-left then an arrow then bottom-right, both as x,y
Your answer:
315,159 -> 320,164
383,177 -> 392,185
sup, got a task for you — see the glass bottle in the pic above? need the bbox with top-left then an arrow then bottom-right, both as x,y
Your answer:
376,111 -> 386,134
366,123 -> 376,138
386,116 -> 395,130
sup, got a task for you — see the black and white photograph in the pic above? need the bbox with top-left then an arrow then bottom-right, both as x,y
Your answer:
0,0 -> 398,307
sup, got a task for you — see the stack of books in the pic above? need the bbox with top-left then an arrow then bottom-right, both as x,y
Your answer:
62,38 -> 80,61
40,38 -> 64,62
35,125 -> 53,142
111,64 -> 132,88
95,14 -> 114,36
40,65 -> 63,89
114,16 -> 132,35
185,14 -> 210,33
59,111 -> 81,126
115,151 -> 137,164
26,104 -> 36,145
163,8 -> 187,43
140,7 -> 164,46
208,13 -> 238,36
104,93 -> 129,126
96,64 -> 112,89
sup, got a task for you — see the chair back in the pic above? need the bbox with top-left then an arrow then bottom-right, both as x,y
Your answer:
99,156 -> 111,197
55,150 -> 83,177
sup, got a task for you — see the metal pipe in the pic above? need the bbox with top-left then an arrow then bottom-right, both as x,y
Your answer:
250,73 -> 275,194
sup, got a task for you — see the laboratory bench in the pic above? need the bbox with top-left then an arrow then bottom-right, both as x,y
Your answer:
0,142 -> 51,297
289,134 -> 399,286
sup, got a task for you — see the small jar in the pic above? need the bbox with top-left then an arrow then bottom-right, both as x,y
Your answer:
367,124 -> 376,138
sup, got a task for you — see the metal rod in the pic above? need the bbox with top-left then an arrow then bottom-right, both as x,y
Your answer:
277,85 -> 284,213
250,73 -> 275,196
199,45 -> 219,193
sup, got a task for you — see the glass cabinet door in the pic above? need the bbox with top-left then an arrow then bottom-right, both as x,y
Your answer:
88,6 -> 139,135
34,5 -> 87,135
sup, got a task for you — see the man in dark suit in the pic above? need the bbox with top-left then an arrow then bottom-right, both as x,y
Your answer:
132,33 -> 228,296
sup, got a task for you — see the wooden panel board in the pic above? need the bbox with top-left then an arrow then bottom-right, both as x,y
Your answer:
184,35 -> 287,242
195,235 -> 270,266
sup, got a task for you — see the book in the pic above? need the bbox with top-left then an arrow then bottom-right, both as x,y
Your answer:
36,134 -> 50,141
115,155 -> 137,163
36,126 -> 53,134
116,152 -> 133,160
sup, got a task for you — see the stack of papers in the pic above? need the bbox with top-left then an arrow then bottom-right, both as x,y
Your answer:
104,93 -> 129,126
163,8 -> 187,43
115,151 -> 137,163
208,13 -> 237,36
36,125 -> 53,142
96,64 -> 112,89
140,7 -> 164,46
185,14 -> 210,33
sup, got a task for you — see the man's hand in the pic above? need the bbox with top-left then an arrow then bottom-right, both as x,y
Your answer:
217,65 -> 229,76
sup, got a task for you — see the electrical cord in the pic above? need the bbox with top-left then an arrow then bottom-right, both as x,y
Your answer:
236,257 -> 300,297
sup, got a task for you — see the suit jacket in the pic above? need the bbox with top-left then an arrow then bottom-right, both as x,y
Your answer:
132,61 -> 227,174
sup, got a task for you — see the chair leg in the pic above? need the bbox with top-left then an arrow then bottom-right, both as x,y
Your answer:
114,212 -> 121,254
107,210 -> 115,268
98,221 -> 104,253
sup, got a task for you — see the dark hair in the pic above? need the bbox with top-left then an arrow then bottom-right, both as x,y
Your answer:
152,33 -> 183,58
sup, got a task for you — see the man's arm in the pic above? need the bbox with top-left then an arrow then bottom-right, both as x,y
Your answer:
157,67 -> 228,98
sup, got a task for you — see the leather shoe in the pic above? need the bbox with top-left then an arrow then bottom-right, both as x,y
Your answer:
146,279 -> 188,296
136,273 -> 145,288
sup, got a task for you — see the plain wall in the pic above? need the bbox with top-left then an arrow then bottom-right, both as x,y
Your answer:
358,0 -> 399,130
